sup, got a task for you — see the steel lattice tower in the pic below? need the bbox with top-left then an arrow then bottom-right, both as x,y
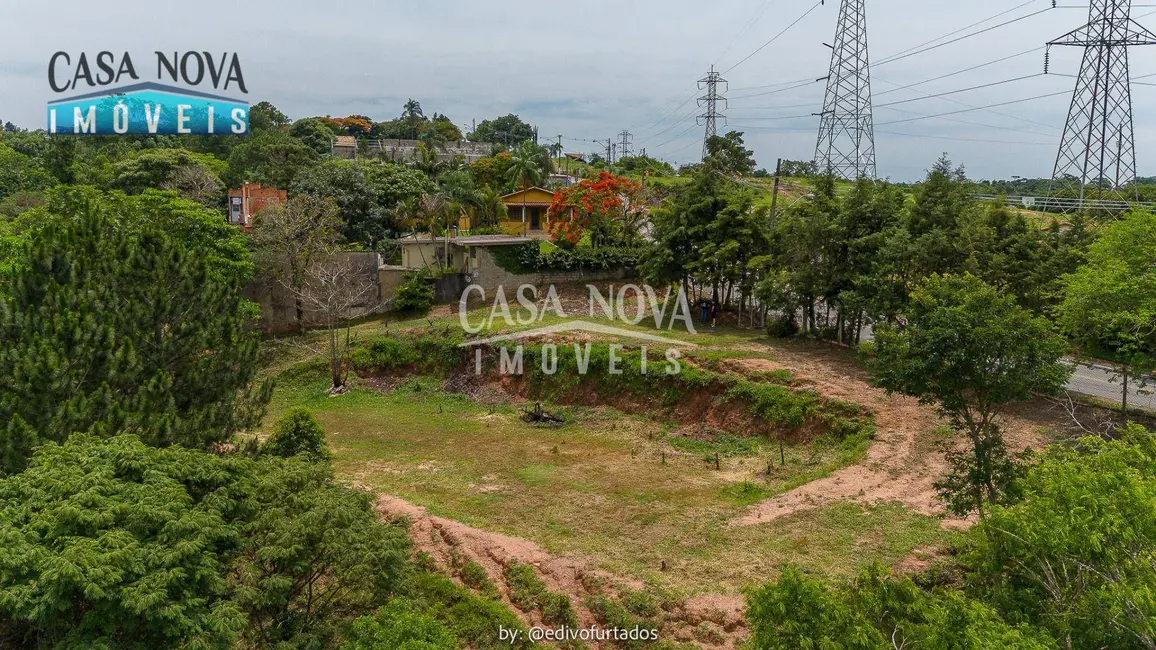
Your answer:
1047,0 -> 1156,210
814,0 -> 876,180
698,66 -> 728,161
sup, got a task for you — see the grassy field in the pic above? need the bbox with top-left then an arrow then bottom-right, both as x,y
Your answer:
260,309 -> 961,598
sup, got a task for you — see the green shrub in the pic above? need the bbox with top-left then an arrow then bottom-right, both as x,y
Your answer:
403,572 -> 535,650
263,407 -> 332,461
541,592 -> 579,628
457,559 -> 499,599
504,561 -> 547,611
393,272 -> 434,315
342,599 -> 457,650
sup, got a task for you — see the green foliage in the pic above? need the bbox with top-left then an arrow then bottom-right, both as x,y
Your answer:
290,118 -> 338,155
249,101 -> 291,132
392,272 -> 435,315
401,571 -> 536,650
869,274 -> 1070,514
0,142 -> 56,199
969,426 -> 1156,649
230,459 -> 411,649
263,407 -> 332,462
490,240 -> 643,274
0,434 -> 250,649
226,130 -> 319,190
341,599 -> 457,650
455,558 -> 499,599
0,207 -> 270,474
504,561 -> 548,611
704,131 -> 756,176
745,566 -> 1057,650
1058,209 -> 1156,403
469,114 -> 536,147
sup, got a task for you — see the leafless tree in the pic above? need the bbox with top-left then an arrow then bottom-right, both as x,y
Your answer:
161,164 -> 225,207
250,196 -> 342,332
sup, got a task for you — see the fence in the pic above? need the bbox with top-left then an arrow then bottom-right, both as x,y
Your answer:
973,194 -> 1156,214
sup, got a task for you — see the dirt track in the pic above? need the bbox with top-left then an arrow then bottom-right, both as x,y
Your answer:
724,340 -> 1052,528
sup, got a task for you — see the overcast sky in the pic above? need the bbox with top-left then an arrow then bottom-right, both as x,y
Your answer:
4,0 -> 1156,182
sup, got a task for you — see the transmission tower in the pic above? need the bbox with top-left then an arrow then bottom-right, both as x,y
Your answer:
814,0 -> 876,180
1047,0 -> 1156,210
618,130 -> 634,159
697,66 -> 728,161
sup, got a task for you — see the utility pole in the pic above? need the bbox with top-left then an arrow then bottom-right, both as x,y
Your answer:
697,66 -> 728,161
769,158 -> 783,222
618,130 -> 633,159
814,0 -> 877,180
611,143 -> 617,164
605,138 -> 614,164
1046,0 -> 1156,212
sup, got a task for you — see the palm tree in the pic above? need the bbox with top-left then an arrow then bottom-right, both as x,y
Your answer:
506,142 -> 547,235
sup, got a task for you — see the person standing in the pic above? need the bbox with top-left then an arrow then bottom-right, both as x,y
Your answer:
710,299 -> 719,329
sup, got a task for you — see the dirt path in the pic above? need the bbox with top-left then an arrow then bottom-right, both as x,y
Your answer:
375,495 -> 746,649
724,340 -> 1050,528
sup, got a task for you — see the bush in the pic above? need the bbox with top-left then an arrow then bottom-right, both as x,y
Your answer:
263,407 -> 332,462
490,241 -> 644,274
393,272 -> 434,315
766,314 -> 798,338
341,599 -> 457,650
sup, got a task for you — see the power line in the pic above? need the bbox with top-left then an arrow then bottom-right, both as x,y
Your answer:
721,0 -> 826,75
729,75 -> 823,93
875,6 -> 1055,68
714,0 -> 779,66
728,78 -> 825,101
874,73 -> 1050,108
874,74 -> 1060,131
632,88 -> 700,134
873,47 -> 1043,98
874,130 -> 1054,146
875,0 -> 1042,65
876,89 -> 1071,126
878,103 -> 1057,138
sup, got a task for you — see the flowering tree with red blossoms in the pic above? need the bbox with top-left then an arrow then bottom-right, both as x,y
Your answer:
547,172 -> 647,247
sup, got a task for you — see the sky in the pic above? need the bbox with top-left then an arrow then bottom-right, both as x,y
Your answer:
3,0 -> 1156,182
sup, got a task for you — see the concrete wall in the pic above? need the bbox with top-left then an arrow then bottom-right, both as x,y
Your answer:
246,251 -> 383,334
461,247 -> 634,299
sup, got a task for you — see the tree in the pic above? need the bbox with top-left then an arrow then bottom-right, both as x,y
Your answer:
0,142 -> 56,199
972,426 -> 1156,650
251,195 -> 343,332
1057,210 -> 1156,413
0,434 -> 250,648
289,250 -> 381,391
342,600 -> 457,650
869,274 -> 1070,516
225,131 -> 319,190
292,160 -> 433,247
470,114 -> 536,147
290,117 -> 339,155
249,100 -> 291,132
506,141 -> 547,235
704,131 -> 756,176
230,459 -> 411,649
264,408 -> 331,461
547,171 -> 646,248
0,208 -> 271,474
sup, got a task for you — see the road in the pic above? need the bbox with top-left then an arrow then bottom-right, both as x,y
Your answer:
856,324 -> 1154,411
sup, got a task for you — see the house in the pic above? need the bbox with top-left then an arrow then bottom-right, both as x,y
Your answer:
397,234 -> 532,274
332,135 -> 358,158
227,183 -> 286,228
499,187 -> 573,239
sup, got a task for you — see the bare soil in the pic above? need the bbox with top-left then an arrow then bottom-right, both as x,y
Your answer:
724,339 -> 1063,528
375,494 -> 746,649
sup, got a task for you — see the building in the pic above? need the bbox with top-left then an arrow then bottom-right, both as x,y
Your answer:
499,187 -> 572,239
227,183 -> 286,228
397,234 -> 532,274
330,137 -> 492,163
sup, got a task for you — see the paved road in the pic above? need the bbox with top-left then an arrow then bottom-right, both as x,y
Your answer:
856,323 -> 1153,411
1066,361 -> 1156,411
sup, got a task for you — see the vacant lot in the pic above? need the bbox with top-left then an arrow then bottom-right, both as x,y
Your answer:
261,310 -> 966,599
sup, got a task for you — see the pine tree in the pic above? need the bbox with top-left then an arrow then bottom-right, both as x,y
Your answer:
0,206 -> 271,474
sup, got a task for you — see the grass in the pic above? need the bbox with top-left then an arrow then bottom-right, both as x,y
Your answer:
262,369 -> 959,596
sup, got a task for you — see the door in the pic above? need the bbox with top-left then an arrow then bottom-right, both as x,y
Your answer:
530,208 -> 541,231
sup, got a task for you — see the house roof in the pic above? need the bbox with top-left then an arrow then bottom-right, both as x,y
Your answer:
451,235 -> 533,246
499,187 -> 555,201
333,135 -> 356,147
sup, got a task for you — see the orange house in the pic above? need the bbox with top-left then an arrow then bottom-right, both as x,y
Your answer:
228,183 -> 286,228
499,186 -> 572,239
